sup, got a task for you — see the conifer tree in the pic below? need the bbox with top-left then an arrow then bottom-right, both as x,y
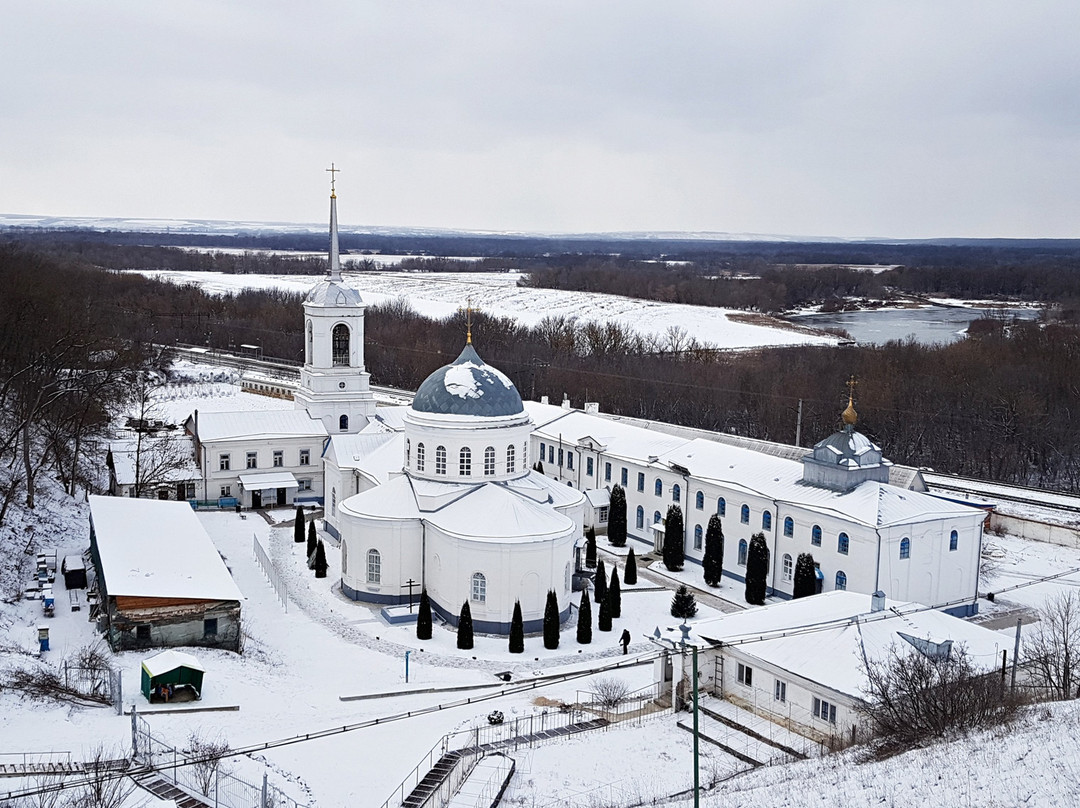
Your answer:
457,601 -> 474,650
671,585 -> 698,618
543,590 -> 560,650
313,539 -> 328,579
416,589 -> 432,640
624,547 -> 638,585
607,565 -> 622,619
594,559 -> 608,605
597,591 -> 612,632
534,460 -> 544,474
576,590 -> 592,645
703,513 -> 724,587
509,601 -> 524,653
663,505 -> 685,572
306,522 -> 317,561
745,532 -> 770,606
608,484 -> 627,547
793,553 -> 818,599
293,505 -> 305,543
585,527 -> 597,568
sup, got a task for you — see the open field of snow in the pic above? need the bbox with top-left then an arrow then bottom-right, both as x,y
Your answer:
125,269 -> 841,351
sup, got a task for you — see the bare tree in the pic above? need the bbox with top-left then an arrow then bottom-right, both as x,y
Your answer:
69,746 -> 133,808
589,677 -> 631,708
183,731 -> 232,797
1024,591 -> 1080,700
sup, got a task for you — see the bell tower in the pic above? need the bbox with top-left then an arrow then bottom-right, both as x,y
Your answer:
293,166 -> 376,433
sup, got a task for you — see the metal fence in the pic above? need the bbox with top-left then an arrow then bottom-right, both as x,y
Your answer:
132,713 -> 307,808
252,534 -> 287,613
575,680 -> 671,727
62,660 -> 123,715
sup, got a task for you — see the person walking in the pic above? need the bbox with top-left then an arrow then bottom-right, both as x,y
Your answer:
620,629 -> 631,655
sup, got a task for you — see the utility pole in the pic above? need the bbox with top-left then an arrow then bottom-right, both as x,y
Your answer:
795,399 -> 803,447
692,644 -> 700,808
1011,617 -> 1022,693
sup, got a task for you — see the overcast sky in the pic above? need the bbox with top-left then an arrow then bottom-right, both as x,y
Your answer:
2,2 -> 1078,239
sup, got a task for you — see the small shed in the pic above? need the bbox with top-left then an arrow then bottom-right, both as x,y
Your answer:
140,650 -> 205,702
62,555 -> 87,589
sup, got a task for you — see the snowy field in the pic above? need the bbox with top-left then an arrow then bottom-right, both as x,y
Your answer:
125,269 -> 841,351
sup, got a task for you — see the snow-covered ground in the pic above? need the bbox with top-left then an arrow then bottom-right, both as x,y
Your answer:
125,269 -> 840,351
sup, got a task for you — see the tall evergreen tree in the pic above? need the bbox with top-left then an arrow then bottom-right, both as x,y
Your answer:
585,527 -> 597,568
671,585 -> 698,618
607,565 -> 622,619
416,589 -> 432,640
663,505 -> 685,572
594,559 -> 608,605
576,590 -> 592,645
534,460 -> 544,474
306,521 -> 317,562
543,590 -> 560,650
313,539 -> 328,579
624,547 -> 637,585
457,601 -> 474,650
745,532 -> 770,606
293,505 -> 305,543
793,553 -> 818,599
509,601 -> 524,653
703,513 -> 724,587
597,591 -> 612,632
608,484 -> 627,547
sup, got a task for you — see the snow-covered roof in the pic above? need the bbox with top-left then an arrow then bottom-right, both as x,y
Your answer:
695,591 -> 1005,699
141,649 -> 206,677
304,278 -> 364,307
325,432 -> 404,484
88,496 -> 243,602
238,471 -> 299,490
188,409 -> 327,442
108,438 -> 199,485
532,410 -> 689,463
412,344 -> 524,418
370,406 -> 408,432
584,489 -> 610,509
660,439 -> 979,528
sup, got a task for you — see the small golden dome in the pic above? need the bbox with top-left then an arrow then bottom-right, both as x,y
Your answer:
842,396 -> 857,426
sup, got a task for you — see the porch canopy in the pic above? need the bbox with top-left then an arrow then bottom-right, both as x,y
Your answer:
140,650 -> 206,701
238,471 -> 299,491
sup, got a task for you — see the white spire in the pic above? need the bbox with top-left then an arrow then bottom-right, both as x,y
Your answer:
326,163 -> 342,281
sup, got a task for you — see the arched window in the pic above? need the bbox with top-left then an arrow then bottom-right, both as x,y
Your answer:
762,511 -> 772,531
405,439 -> 411,467
655,478 -> 663,497
835,571 -> 847,591
738,539 -> 748,566
694,524 -> 703,550
332,323 -> 350,366
471,572 -> 487,603
900,537 -> 910,559
416,443 -> 425,472
949,530 -> 958,551
366,549 -> 381,584
506,444 -> 516,473
783,516 -> 794,538
782,553 -> 793,581
696,491 -> 704,510
459,447 -> 472,476
339,414 -> 349,431
838,532 -> 849,555
717,497 -> 726,517
636,506 -> 644,529
740,504 -> 750,524
672,484 -> 681,503
654,510 -> 662,526
484,446 -> 496,476
331,488 -> 337,514
341,541 -> 348,575
435,446 -> 447,475
306,320 -> 313,364
811,525 -> 822,546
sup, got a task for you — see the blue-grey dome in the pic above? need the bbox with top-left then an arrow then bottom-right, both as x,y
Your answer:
412,344 -> 524,417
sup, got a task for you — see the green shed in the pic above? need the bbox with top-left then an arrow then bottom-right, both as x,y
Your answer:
140,650 -> 206,702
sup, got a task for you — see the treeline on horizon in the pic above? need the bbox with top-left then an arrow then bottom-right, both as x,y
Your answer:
2,242 -> 1079,496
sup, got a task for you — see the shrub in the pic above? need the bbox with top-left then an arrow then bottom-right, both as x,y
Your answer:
457,602 -> 474,650
594,559 -> 607,605
744,532 -> 769,605
509,601 -> 524,653
608,484 -> 627,547
313,539 -> 328,579
607,566 -> 622,619
416,590 -> 432,640
306,522 -> 317,562
671,585 -> 697,619
663,505 -> 684,571
590,677 -> 630,708
624,547 -> 637,585
585,527 -> 597,568
543,590 -> 560,650
703,514 -> 724,587
293,505 -> 305,543
577,590 -> 592,645
793,553 -> 817,599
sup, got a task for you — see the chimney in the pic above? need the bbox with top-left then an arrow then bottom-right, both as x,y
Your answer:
584,402 -> 599,415
871,590 -> 886,612
540,395 -> 549,405
561,394 -> 571,410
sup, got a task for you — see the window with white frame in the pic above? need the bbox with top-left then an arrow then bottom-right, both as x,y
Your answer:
471,572 -> 487,602
605,462 -> 612,482
367,549 -> 381,584
637,472 -> 645,492
299,449 -> 310,466
416,443 -> 425,472
950,530 -> 958,551
540,441 -> 546,460
738,539 -> 748,566
636,506 -> 644,529
694,524 -> 703,550
717,497 -> 726,516
220,485 -> 231,498
435,446 -> 447,475
835,570 -> 847,590
812,524 -> 822,546
460,447 -> 472,476
567,451 -> 574,470
273,450 -> 283,468
621,467 -> 628,487
900,537 -> 911,559
655,478 -> 663,497
774,680 -> 787,702
740,504 -> 750,524
332,323 -> 350,366
737,663 -> 753,686
696,491 -> 704,510
838,532 -> 850,555
246,452 -> 257,469
507,444 -> 516,473
484,446 -> 496,476
813,697 -> 837,724
782,553 -> 793,581
558,447 -> 564,467
298,479 -> 312,491
586,457 -> 594,476
598,506 -> 609,523
783,516 -> 794,537
219,453 -> 231,471
673,484 -> 681,503
762,510 -> 772,531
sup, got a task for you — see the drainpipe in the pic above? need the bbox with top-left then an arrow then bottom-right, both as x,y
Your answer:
873,527 -> 883,594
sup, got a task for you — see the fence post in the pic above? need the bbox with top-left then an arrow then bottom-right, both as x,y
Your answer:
261,772 -> 269,808
130,705 -> 138,759
215,767 -> 220,808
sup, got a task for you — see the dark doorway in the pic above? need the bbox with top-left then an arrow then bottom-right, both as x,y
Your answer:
276,487 -> 287,506
251,490 -> 262,509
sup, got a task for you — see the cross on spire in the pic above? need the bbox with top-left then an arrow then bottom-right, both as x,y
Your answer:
326,163 -> 341,198
466,297 -> 473,344
846,375 -> 857,403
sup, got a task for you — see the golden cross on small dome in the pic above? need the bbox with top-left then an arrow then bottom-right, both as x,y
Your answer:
466,297 -> 473,344
842,375 -> 858,426
326,163 -> 341,197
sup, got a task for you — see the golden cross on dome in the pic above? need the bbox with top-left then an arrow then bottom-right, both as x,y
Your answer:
466,297 -> 473,344
326,163 -> 340,197
846,375 -> 857,402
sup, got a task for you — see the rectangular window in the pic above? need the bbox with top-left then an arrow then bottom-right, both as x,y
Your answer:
204,618 -> 218,638
246,452 -> 257,469
367,552 -> 381,584
136,625 -> 151,643
298,479 -> 312,491
273,450 -> 283,468
737,663 -> 753,687
813,697 -> 837,724
774,680 -> 787,702
620,467 -> 628,487
219,454 -> 230,471
604,462 -> 612,482
558,448 -> 564,467
299,449 -> 310,466
548,445 -> 554,463
567,451 -> 574,470
540,442 -> 546,461
598,506 -> 609,523
220,485 -> 232,498
587,457 -> 594,476
637,472 -> 645,492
